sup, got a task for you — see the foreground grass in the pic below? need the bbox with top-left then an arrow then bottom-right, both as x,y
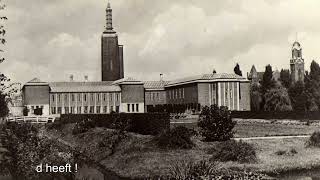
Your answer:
45,123 -> 320,178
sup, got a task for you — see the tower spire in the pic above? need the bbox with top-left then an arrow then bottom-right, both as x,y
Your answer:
105,0 -> 115,33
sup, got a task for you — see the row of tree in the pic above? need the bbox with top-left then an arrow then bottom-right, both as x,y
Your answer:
249,61 -> 320,112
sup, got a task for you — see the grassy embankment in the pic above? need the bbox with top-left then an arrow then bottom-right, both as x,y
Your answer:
45,119 -> 320,178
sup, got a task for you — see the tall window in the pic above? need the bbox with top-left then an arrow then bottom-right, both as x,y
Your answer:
51,94 -> 55,102
84,94 -> 87,101
97,94 -> 100,102
132,104 -> 135,112
65,107 -> 69,114
182,88 -> 185,98
103,94 -> 106,101
77,106 -> 82,114
84,106 -> 88,113
71,94 -> 75,102
91,93 -> 94,101
110,93 -> 113,102
78,94 -> 81,101
96,106 -> 101,114
127,104 -> 130,112
116,93 -> 119,101
58,94 -> 61,102
64,94 -> 68,102
136,104 -> 139,112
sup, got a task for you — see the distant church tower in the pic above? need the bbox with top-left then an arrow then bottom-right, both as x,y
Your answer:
290,41 -> 304,83
101,2 -> 124,81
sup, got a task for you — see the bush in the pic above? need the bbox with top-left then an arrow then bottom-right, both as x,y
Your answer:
198,105 -> 236,141
306,131 -> 320,147
275,148 -> 298,156
155,126 -> 194,149
209,140 -> 256,163
60,113 -> 170,135
169,160 -> 218,179
72,119 -> 95,135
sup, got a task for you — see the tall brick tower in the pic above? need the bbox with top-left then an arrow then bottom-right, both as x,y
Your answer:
101,2 -> 124,81
290,41 -> 304,83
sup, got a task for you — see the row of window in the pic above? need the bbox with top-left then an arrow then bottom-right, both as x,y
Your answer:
168,88 -> 185,99
150,92 -> 161,101
51,105 -> 119,114
127,104 -> 139,113
51,93 -> 120,103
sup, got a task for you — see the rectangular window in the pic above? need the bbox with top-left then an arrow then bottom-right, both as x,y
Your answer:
104,106 -> 107,113
64,107 -> 69,114
96,106 -> 101,114
132,104 -> 135,112
157,93 -> 159,100
70,107 -> 74,114
103,94 -> 106,101
116,93 -> 119,102
65,94 -> 68,102
71,94 -> 75,102
77,106 -> 82,114
182,88 -> 185,98
78,94 -> 81,101
58,94 -> 61,102
51,107 -> 56,114
84,106 -> 88,113
110,106 -> 114,113
116,106 -> 119,113
57,107 -> 62,114
110,93 -> 113,102
84,94 -> 87,102
91,93 -> 94,101
127,104 -> 130,112
89,106 -> 94,114
97,94 -> 100,102
52,94 -> 55,102
136,104 -> 139,112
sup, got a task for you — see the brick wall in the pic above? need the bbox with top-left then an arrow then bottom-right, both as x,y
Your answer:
198,83 -> 209,106
145,90 -> 166,105
166,83 -> 198,104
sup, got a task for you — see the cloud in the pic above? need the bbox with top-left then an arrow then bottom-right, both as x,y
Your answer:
2,0 -> 320,84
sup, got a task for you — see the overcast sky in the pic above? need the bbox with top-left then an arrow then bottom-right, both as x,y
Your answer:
2,0 -> 320,84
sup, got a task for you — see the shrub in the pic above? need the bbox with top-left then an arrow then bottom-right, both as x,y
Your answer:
198,105 -> 236,141
155,126 -> 194,149
209,140 -> 256,163
72,119 -> 95,135
306,131 -> 320,147
98,130 -> 127,155
275,148 -> 298,156
169,160 -> 218,179
60,113 -> 170,135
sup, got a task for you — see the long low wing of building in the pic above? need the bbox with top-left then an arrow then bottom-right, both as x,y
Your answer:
21,73 -> 250,116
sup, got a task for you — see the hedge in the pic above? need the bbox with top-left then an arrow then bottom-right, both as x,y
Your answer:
232,111 -> 320,120
59,113 -> 170,135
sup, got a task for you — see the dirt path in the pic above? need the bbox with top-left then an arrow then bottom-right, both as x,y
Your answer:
234,135 -> 309,141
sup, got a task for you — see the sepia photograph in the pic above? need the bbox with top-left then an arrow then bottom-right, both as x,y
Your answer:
1,0 -> 320,179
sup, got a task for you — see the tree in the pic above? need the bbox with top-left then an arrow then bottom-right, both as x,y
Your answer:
304,70 -> 319,111
0,91 -> 8,117
264,82 -> 292,111
198,105 -> 236,141
280,69 -> 291,89
288,81 -> 307,112
261,65 -> 275,92
250,82 -> 262,111
233,63 -> 242,76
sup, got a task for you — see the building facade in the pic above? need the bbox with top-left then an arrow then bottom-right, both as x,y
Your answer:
22,74 -> 251,116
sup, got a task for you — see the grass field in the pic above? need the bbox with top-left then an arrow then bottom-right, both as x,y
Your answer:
45,121 -> 320,178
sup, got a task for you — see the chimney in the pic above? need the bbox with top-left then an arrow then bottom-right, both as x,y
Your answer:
69,74 -> 74,82
84,75 -> 88,82
160,74 -> 164,81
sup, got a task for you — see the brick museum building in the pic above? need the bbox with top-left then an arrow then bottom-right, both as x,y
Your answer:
21,3 -> 251,116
